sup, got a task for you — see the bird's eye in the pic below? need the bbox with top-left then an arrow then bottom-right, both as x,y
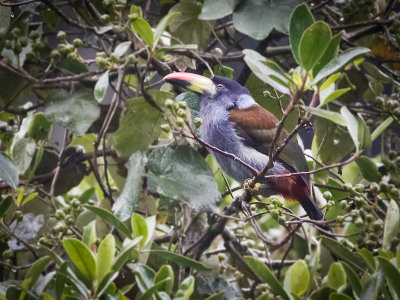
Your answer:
216,84 -> 224,90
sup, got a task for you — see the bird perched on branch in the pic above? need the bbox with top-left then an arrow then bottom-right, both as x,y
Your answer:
163,72 -> 325,223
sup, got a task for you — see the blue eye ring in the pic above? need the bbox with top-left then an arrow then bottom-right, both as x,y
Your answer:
216,84 -> 224,90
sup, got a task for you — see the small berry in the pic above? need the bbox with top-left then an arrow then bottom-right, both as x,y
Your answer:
56,31 -> 66,40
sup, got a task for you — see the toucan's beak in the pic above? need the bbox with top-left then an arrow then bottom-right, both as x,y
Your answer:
163,72 -> 216,97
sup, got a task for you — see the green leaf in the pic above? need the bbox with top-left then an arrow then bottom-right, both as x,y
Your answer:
340,107 -> 360,148
283,260 -> 310,296
174,276 -> 195,300
378,257 -> 400,297
153,12 -> 181,48
110,90 -> 172,157
0,196 -> 13,218
94,71 -> 109,103
244,256 -> 290,300
19,256 -> 51,300
112,41 -> 132,58
310,287 -> 335,300
12,137 -> 35,174
360,272 -> 379,300
302,106 -> 347,126
313,47 -> 370,84
199,0 -> 236,20
147,146 -> 220,212
341,262 -> 362,296
355,156 -> 381,182
131,17 -> 154,46
327,262 -> 346,290
358,248 -> 376,270
82,221 -> 97,248
112,152 -> 147,221
0,152 -> 19,188
320,237 -> 368,271
62,238 -> 96,281
135,264 -> 156,292
96,234 -> 115,285
233,0 -> 301,40
168,1 -> 214,47
45,89 -> 100,136
314,117 -> 354,164
320,88 -> 350,105
205,291 -> 225,300
150,250 -> 210,271
138,278 -> 171,300
154,265 -> 174,294
84,205 -> 131,237
96,272 -> 119,297
329,293 -> 353,300
313,33 -> 342,77
371,117 -> 394,141
299,21 -> 331,70
320,73 -> 341,91
243,49 -> 290,94
27,112 -> 52,142
131,213 -> 148,247
357,115 -> 372,150
112,237 -> 142,271
21,192 -> 38,206
383,200 -> 400,252
43,8 -> 59,28
289,4 -> 314,65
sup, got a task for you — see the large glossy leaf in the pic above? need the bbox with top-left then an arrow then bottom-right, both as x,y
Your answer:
150,250 -> 210,271
168,1 -> 214,47
84,205 -> 131,237
112,151 -> 147,221
302,106 -> 347,126
153,12 -> 181,48
360,272 -> 379,300
329,293 -> 353,300
19,256 -> 51,300
134,264 -> 156,293
112,237 -> 143,271
327,262 -> 346,290
130,17 -> 154,46
313,48 -> 370,84
320,237 -> 367,271
45,89 -> 100,136
199,0 -> 236,20
289,4 -> 314,65
299,21 -> 331,70
62,238 -> 96,282
355,156 -> 381,182
110,90 -> 171,157
112,41 -> 131,58
313,33 -> 342,76
283,260 -> 310,296
243,49 -> 290,94
341,262 -> 362,296
12,137 -> 35,174
378,257 -> 400,297
382,200 -> 400,251
154,265 -> 174,294
131,213 -> 148,247
233,0 -> 301,40
314,117 -> 354,164
147,146 -> 220,212
175,276 -> 195,300
0,153 -> 19,188
96,234 -> 115,285
244,256 -> 290,300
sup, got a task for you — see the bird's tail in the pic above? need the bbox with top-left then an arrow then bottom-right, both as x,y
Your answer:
300,195 -> 333,235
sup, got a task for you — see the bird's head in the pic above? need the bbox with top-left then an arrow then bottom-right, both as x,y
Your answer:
163,72 -> 254,110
